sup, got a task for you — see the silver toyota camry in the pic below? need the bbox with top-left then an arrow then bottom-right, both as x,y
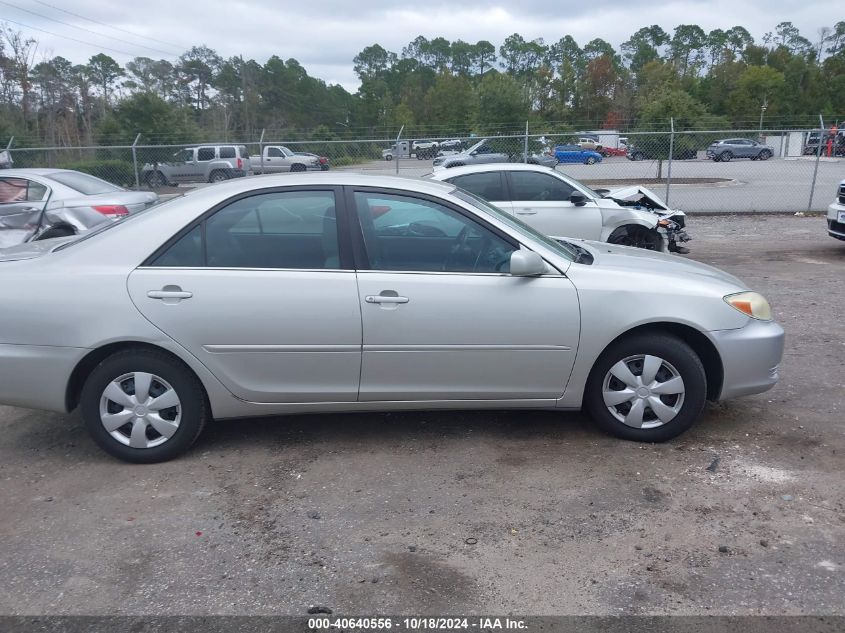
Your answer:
0,173 -> 785,462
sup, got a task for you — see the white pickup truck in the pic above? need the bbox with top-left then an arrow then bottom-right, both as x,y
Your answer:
255,145 -> 323,173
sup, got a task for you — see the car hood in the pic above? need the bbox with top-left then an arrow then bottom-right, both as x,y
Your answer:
574,239 -> 746,290
0,235 -> 77,261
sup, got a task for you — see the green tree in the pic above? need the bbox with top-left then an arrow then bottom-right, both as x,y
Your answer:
727,66 -> 786,122
474,72 -> 525,130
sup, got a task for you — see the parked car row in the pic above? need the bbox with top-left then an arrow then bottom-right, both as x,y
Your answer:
142,144 -> 331,188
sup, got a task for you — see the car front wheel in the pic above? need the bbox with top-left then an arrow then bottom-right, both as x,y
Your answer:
584,334 -> 707,442
80,349 -> 209,463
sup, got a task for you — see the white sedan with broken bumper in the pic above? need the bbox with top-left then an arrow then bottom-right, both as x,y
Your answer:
430,163 -> 690,253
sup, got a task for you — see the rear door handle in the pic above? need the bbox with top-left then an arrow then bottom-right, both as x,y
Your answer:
147,286 -> 192,303
365,295 -> 409,304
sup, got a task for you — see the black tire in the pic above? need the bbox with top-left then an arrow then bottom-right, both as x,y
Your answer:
208,170 -> 229,183
146,171 -> 167,188
384,155 -> 393,161
631,152 -> 644,161
584,333 -> 707,442
448,162 -> 464,168
80,349 -> 209,463
758,149 -> 772,160
34,225 -> 75,240
585,156 -> 597,165
608,225 -> 663,251
720,151 -> 732,162
290,163 -> 307,172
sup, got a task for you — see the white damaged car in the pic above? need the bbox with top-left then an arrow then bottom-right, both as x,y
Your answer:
827,179 -> 845,241
430,163 -> 690,253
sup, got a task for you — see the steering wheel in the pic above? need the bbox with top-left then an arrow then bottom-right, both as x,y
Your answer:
444,225 -> 490,272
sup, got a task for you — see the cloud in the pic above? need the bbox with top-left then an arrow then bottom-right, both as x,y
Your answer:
4,0 -> 839,91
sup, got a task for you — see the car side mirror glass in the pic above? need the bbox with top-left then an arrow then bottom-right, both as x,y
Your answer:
570,192 -> 587,206
509,250 -> 546,276
470,150 -> 478,156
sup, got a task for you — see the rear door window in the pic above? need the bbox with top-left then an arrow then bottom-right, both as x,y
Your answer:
447,172 -> 507,201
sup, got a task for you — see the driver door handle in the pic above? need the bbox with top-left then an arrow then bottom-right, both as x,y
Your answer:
365,295 -> 409,304
147,286 -> 193,302
516,208 -> 536,215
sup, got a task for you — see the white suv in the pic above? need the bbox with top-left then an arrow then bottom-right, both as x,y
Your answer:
828,179 -> 845,241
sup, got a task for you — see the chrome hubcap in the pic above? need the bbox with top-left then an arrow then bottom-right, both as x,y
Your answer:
99,372 -> 181,449
602,355 -> 685,429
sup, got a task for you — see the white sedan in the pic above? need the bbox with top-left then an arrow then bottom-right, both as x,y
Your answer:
429,163 -> 690,253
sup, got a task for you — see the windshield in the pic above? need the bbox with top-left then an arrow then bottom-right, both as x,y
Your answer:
452,189 -> 576,262
54,196 -> 181,251
46,171 -> 123,195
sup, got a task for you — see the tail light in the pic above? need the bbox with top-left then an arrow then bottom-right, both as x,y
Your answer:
319,157 -> 328,164
237,157 -> 243,170
93,205 -> 129,218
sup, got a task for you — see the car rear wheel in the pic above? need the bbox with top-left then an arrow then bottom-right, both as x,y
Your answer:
146,171 -> 167,188
608,225 -> 663,251
80,349 -> 209,463
35,224 -> 76,240
209,170 -> 229,183
720,151 -> 732,162
584,334 -> 707,442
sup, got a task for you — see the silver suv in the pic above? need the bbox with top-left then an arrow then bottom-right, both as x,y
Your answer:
143,145 -> 251,187
706,138 -> 774,162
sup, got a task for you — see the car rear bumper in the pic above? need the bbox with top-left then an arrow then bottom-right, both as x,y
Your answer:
710,320 -> 785,400
0,344 -> 85,412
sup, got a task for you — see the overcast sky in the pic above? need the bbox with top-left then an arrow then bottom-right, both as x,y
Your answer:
1,0 -> 838,90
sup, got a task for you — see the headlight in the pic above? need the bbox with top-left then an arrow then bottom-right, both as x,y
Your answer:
724,291 -> 772,321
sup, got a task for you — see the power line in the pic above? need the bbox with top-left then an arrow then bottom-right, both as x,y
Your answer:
0,16 -> 142,58
32,0 -> 186,53
0,0 -> 178,57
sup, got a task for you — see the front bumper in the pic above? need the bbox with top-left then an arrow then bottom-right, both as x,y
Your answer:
710,319 -> 785,400
827,202 -> 845,241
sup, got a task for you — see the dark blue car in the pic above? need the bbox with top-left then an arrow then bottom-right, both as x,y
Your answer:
554,145 -> 603,165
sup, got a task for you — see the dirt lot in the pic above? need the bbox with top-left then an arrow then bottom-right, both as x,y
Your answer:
0,214 -> 843,616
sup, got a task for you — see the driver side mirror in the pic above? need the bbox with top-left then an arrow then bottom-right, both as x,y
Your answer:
469,150 -> 478,156
509,250 -> 546,276
570,192 -> 587,206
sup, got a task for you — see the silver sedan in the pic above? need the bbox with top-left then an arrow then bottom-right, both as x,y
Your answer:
0,173 -> 784,462
0,169 -> 158,249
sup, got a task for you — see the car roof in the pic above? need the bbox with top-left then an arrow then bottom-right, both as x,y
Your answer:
0,168 -> 83,177
180,172 -> 457,200
429,163 -> 556,180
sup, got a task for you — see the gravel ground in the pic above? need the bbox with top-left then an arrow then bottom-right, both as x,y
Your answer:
0,213 -> 843,616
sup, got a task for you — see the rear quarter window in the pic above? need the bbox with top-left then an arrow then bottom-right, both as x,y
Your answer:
219,146 -> 236,159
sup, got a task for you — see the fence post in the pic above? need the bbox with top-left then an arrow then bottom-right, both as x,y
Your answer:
258,128 -> 265,175
524,120 -> 529,164
395,125 -> 404,176
0,136 -> 12,169
131,133 -> 141,191
665,118 -> 674,205
807,116 -> 824,213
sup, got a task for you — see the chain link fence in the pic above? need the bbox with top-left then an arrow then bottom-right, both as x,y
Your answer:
3,124 -> 842,213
